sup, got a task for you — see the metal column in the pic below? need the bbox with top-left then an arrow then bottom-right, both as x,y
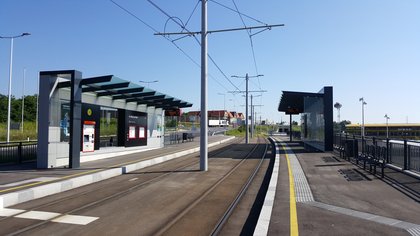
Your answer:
200,0 -> 208,171
289,114 -> 292,142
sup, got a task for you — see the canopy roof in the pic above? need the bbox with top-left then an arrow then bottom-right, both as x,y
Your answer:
278,91 -> 323,114
60,75 -> 192,110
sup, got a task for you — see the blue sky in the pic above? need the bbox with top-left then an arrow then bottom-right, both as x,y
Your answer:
1,1 -> 419,124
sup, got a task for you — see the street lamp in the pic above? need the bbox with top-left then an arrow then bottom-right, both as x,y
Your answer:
21,68 -> 26,133
0,32 -> 31,142
217,93 -> 225,128
229,98 -> 236,111
217,93 -> 226,111
359,97 -> 367,137
138,80 -> 158,88
384,114 -> 390,139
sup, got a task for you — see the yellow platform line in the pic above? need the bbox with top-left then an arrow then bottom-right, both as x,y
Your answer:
282,144 -> 299,236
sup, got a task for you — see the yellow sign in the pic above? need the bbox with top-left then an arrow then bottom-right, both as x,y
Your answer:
87,108 -> 92,116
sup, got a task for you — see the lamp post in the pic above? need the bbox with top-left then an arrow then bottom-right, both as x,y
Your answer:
21,68 -> 26,133
359,97 -> 367,137
217,93 -> 226,111
217,93 -> 225,127
138,80 -> 158,89
0,32 -> 31,142
384,114 -> 390,139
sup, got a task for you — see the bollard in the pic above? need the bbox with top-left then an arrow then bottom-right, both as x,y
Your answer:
18,142 -> 23,164
386,138 -> 389,163
403,140 -> 408,170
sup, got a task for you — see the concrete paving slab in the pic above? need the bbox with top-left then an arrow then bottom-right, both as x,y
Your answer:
0,136 -> 235,208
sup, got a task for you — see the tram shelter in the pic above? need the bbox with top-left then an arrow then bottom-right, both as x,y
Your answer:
278,86 -> 333,151
37,70 -> 192,169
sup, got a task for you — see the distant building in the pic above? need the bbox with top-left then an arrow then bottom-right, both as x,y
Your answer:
229,111 -> 244,127
346,123 -> 420,139
184,110 -> 242,126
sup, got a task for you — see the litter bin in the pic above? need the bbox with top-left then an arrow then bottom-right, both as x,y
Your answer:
182,133 -> 188,142
345,140 -> 354,157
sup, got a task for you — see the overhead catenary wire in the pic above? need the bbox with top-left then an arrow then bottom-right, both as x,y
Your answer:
232,0 -> 261,89
209,0 -> 267,25
146,0 -> 242,92
110,0 -> 229,91
183,0 -> 200,32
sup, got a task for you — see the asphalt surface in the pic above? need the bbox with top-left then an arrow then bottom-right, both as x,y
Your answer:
1,135 -> 419,236
268,137 -> 419,236
0,135 -> 230,193
0,137 -> 270,235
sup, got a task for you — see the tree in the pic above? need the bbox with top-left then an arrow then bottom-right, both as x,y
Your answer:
0,94 -> 38,123
0,94 -> 7,123
334,120 -> 351,132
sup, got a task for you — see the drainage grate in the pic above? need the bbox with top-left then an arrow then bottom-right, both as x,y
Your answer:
322,156 -> 340,163
338,168 -> 369,181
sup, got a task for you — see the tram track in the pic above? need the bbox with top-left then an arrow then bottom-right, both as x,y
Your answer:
155,137 -> 270,236
3,137 -> 245,235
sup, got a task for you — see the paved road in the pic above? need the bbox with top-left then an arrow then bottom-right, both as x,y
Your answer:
0,138 -> 271,235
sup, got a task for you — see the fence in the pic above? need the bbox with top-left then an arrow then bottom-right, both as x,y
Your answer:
334,134 -> 420,174
164,132 -> 198,145
0,141 -> 37,164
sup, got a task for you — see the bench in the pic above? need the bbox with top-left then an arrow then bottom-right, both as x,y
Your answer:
358,145 -> 385,178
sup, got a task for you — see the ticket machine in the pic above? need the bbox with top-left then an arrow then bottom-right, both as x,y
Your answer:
83,121 -> 95,152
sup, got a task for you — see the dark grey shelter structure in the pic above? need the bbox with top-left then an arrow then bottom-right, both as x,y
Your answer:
278,86 -> 333,151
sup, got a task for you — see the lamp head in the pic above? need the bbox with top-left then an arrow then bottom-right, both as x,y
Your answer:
22,33 -> 31,36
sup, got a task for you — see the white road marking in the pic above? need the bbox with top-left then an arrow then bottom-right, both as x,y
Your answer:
0,208 -> 25,217
254,138 -> 280,236
52,214 -> 99,225
6,208 -> 99,225
0,177 -> 60,188
15,210 -> 60,220
129,178 -> 138,182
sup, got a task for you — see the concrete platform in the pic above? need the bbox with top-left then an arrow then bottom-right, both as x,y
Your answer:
0,135 -> 235,208
260,137 -> 420,236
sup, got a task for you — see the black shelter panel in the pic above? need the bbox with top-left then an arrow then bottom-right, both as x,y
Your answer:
81,103 -> 101,150
278,86 -> 333,151
118,109 -> 148,147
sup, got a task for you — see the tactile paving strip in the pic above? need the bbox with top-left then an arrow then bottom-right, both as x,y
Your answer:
283,146 -> 315,203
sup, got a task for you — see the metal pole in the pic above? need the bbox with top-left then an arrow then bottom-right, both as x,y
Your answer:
359,98 -> 366,138
250,95 -> 253,139
255,110 -> 257,136
200,0 -> 208,171
289,114 -> 292,142
6,38 -> 14,143
362,102 -> 364,137
245,73 -> 249,144
21,68 -> 26,132
338,107 -> 341,124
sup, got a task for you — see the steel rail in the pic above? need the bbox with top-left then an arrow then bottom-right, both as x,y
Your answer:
210,137 -> 269,235
4,137 -> 244,235
154,137 -> 268,235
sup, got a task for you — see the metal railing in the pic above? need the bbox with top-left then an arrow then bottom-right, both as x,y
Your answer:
334,133 -> 420,174
0,141 -> 37,164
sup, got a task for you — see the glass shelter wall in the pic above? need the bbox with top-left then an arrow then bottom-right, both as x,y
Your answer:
301,96 -> 325,151
49,79 -> 71,161
100,107 -> 118,147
